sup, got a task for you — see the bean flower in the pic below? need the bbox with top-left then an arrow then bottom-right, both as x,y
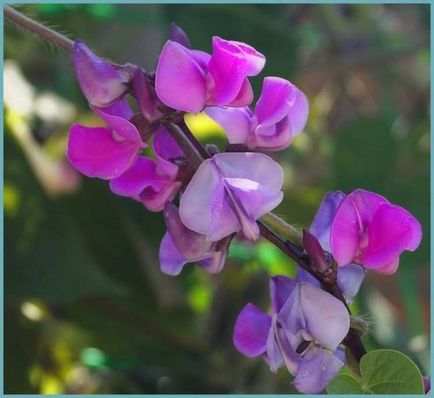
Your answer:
330,189 -> 422,274
233,275 -> 349,394
179,152 -> 284,242
67,99 -> 146,179
159,202 -> 231,275
206,76 -> 309,151
155,36 -> 265,114
109,128 -> 183,212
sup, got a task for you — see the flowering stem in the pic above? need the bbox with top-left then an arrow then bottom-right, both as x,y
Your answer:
4,5 -> 74,52
7,6 -> 366,364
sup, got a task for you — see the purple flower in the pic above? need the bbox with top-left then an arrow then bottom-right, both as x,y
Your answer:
330,189 -> 422,274
159,202 -> 230,275
233,275 -> 349,393
301,191 -> 365,303
155,37 -> 265,114
67,99 -> 146,179
73,40 -> 131,107
206,76 -> 308,151
179,152 -> 283,242
131,67 -> 162,122
109,127 -> 183,212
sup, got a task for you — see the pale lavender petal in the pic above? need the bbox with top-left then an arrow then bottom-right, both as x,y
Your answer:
337,264 -> 365,303
233,303 -> 272,357
264,322 -> 284,372
198,247 -> 227,274
163,202 -> 213,260
155,40 -> 207,114
139,180 -> 181,212
270,275 -> 297,313
361,203 -> 422,273
296,267 -> 320,288
159,232 -> 189,276
170,23 -> 191,48
205,106 -> 252,145
254,117 -> 293,151
279,283 -> 349,351
288,88 -> 309,137
310,191 -> 346,251
67,124 -> 139,179
330,189 -> 387,266
293,346 -> 344,394
73,40 -> 129,107
132,68 -> 162,121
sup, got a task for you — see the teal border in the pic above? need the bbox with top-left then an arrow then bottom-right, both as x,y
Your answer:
1,1 -> 432,397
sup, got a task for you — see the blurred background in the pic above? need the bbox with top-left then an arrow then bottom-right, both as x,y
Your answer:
4,4 -> 430,394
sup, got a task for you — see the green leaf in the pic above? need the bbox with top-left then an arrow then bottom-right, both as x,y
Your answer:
360,349 -> 424,394
327,349 -> 424,394
327,374 -> 366,394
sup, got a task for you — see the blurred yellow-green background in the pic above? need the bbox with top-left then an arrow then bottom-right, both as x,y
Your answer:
4,4 -> 430,393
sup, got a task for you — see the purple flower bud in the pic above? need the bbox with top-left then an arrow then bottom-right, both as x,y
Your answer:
132,67 -> 162,122
155,37 -> 265,114
170,23 -> 191,48
206,76 -> 309,151
179,152 -> 283,242
73,40 -> 130,107
233,275 -> 350,394
330,189 -> 422,274
303,229 -> 330,274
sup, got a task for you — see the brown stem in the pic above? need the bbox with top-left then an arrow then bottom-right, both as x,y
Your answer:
4,5 -> 74,52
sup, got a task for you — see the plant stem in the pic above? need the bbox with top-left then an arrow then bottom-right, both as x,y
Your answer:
6,6 -> 367,363
4,5 -> 74,52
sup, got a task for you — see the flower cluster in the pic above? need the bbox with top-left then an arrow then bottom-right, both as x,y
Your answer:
66,25 -> 422,393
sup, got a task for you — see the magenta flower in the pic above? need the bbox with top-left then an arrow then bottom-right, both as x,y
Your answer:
330,189 -> 422,274
233,275 -> 349,393
73,40 -> 131,108
159,203 -> 230,275
155,37 -> 265,114
179,152 -> 283,242
206,76 -> 308,151
67,99 -> 146,179
109,128 -> 183,212
299,191 -> 365,303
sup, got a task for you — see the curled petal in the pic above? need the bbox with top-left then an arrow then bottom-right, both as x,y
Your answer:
73,40 -> 129,107
170,23 -> 191,48
361,203 -> 422,272
293,346 -> 344,394
153,127 -> 184,178
233,303 -> 272,357
208,37 -> 265,106
337,263 -> 365,302
155,40 -> 207,114
198,242 -> 228,274
132,68 -> 162,121
159,232 -> 189,276
227,78 -> 254,107
67,124 -> 139,179
205,106 -> 252,145
270,275 -> 297,313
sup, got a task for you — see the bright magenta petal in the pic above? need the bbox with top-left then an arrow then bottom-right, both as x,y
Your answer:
67,124 -> 139,179
155,40 -> 207,114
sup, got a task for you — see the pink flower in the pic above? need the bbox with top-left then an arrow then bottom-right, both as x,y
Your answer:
206,76 -> 308,151
155,37 -> 265,114
330,189 -> 422,274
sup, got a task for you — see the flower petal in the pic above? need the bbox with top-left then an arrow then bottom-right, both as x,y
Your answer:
155,40 -> 207,114
293,346 -> 344,394
330,189 -> 388,266
270,275 -> 297,313
170,23 -> 191,48
153,127 -> 183,178
159,232 -> 189,276
67,124 -> 139,179
361,203 -> 422,272
336,263 -> 365,303
205,106 -> 252,145
233,303 -> 272,357
132,68 -> 162,121
73,40 -> 129,107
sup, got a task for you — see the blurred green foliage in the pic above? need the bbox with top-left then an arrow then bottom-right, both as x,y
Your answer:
4,4 -> 430,394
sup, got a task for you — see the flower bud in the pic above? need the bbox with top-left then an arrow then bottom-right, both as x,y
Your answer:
170,23 -> 191,48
